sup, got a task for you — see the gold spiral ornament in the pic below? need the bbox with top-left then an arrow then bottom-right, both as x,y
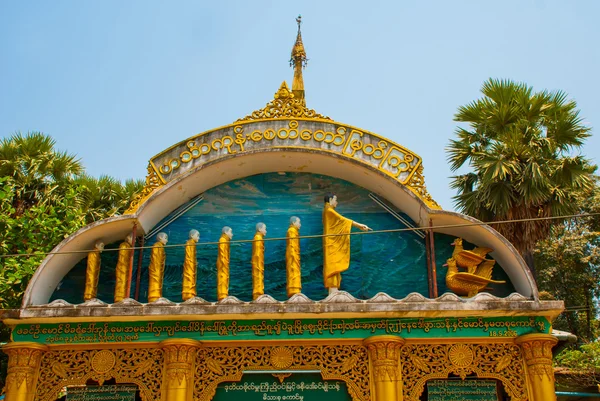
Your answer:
91,350 -> 116,373
448,344 -> 474,368
270,347 -> 293,369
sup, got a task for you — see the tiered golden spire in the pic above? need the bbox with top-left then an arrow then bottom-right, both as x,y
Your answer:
290,15 -> 307,103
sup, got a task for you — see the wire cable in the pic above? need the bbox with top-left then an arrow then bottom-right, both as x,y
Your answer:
1,211 -> 599,259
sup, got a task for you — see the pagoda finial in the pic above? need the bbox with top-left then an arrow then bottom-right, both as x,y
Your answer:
290,15 -> 307,104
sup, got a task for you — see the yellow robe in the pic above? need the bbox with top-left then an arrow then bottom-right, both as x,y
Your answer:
217,234 -> 230,301
252,232 -> 265,300
322,203 -> 353,289
84,250 -> 101,301
147,241 -> 165,302
114,241 -> 132,302
286,225 -> 301,297
182,238 -> 197,301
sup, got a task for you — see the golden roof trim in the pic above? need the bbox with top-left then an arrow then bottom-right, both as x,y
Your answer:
236,81 -> 332,122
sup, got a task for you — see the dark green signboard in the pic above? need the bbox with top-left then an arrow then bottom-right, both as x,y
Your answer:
427,379 -> 498,401
13,316 -> 549,345
66,385 -> 137,401
213,373 -> 350,401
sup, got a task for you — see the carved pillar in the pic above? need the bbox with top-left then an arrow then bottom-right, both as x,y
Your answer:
363,336 -> 405,401
160,339 -> 201,401
2,342 -> 48,401
515,334 -> 558,401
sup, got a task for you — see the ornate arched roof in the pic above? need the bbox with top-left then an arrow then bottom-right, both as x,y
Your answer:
20,20 -> 548,311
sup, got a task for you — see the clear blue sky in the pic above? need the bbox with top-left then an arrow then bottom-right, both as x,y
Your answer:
1,1 -> 599,210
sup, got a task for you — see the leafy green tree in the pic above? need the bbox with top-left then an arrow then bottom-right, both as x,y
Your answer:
447,78 -> 597,277
555,341 -> 600,389
535,179 -> 600,341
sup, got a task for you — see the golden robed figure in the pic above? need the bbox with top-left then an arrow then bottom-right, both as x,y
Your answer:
147,232 -> 168,302
322,193 -> 370,293
114,234 -> 133,303
83,242 -> 104,301
217,226 -> 233,301
286,216 -> 302,297
252,223 -> 267,300
182,229 -> 200,301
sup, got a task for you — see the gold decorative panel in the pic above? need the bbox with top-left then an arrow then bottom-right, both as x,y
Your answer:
399,342 -> 527,401
193,344 -> 371,401
35,347 -> 163,401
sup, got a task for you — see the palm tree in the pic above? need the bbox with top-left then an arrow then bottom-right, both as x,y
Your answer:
74,175 -> 144,222
446,78 -> 596,278
0,132 -> 83,215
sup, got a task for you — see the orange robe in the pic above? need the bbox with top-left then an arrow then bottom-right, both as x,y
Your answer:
217,234 -> 230,301
84,250 -> 101,301
147,241 -> 165,302
114,241 -> 132,302
322,203 -> 353,289
251,233 -> 265,300
286,225 -> 301,297
182,238 -> 197,300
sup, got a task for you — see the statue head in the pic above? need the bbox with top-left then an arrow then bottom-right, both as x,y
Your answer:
256,222 -> 267,236
222,226 -> 233,239
324,193 -> 337,207
451,238 -> 463,247
189,229 -> 200,242
94,242 -> 105,252
157,232 -> 168,245
125,234 -> 133,245
290,216 -> 301,229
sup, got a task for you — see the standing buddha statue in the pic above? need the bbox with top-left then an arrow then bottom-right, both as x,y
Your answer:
147,232 -> 168,302
322,193 -> 371,294
182,229 -> 200,301
217,226 -> 233,301
252,223 -> 267,300
114,234 -> 133,303
286,216 -> 302,297
84,241 -> 104,301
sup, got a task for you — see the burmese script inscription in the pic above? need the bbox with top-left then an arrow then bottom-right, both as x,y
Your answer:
14,317 -> 549,345
427,380 -> 498,401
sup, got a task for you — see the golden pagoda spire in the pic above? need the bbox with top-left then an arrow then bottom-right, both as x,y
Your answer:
290,15 -> 307,104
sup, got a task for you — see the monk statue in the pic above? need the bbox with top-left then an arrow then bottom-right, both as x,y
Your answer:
217,226 -> 233,301
182,229 -> 200,301
322,193 -> 371,294
286,216 -> 302,297
84,241 -> 104,301
114,234 -> 133,303
147,232 -> 168,302
252,223 -> 267,300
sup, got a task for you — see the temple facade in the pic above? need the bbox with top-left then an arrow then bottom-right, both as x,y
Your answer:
1,19 -> 563,401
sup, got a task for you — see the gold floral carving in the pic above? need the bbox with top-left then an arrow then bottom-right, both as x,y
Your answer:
193,344 -> 370,401
272,372 -> 292,383
448,344 -> 474,368
400,343 -> 527,401
364,338 -> 403,382
237,81 -> 331,122
4,344 -> 47,395
35,348 -> 163,401
270,346 -> 293,369
91,350 -> 116,373
516,335 -> 557,380
161,341 -> 199,386
125,163 -> 163,214
406,164 -> 440,209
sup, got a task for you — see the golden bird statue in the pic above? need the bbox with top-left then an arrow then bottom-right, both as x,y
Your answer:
451,237 -> 494,273
443,258 -> 506,298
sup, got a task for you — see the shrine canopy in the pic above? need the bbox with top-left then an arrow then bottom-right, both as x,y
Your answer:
21,79 -> 543,308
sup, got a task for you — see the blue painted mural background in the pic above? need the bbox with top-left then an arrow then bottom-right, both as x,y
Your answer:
51,173 -> 514,303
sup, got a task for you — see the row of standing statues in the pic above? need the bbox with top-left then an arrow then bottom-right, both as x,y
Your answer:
83,194 -> 372,303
